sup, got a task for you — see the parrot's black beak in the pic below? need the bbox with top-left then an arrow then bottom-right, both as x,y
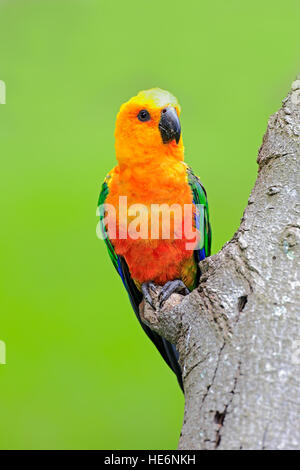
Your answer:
159,106 -> 181,144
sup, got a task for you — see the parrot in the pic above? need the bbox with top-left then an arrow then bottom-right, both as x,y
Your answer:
98,88 -> 211,391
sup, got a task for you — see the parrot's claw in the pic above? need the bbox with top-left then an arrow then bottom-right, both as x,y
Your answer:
158,280 -> 189,308
142,282 -> 157,309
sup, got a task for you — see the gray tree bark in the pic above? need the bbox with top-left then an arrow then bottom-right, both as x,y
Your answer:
140,78 -> 300,450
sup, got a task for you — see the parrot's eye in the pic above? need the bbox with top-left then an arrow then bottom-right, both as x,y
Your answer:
137,109 -> 151,122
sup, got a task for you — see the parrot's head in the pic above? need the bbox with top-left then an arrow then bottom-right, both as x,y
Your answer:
115,88 -> 183,166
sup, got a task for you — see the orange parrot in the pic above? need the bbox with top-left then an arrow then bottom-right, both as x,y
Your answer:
98,88 -> 211,390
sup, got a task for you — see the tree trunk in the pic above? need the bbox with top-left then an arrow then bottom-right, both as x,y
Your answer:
140,78 -> 300,450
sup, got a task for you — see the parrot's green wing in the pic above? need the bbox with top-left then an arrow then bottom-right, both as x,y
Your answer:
98,171 -> 120,273
186,165 -> 212,262
98,171 -> 184,391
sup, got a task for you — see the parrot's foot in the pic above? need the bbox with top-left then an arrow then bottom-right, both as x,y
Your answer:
159,280 -> 189,308
141,282 -> 157,309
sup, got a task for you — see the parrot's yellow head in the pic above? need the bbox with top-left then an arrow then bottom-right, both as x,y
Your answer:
115,88 -> 184,167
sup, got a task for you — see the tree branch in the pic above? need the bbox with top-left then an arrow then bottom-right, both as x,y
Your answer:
140,78 -> 300,450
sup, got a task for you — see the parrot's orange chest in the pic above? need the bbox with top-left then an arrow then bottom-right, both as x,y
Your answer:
106,161 -> 195,285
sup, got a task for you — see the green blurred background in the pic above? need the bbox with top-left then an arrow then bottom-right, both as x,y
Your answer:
0,0 -> 299,450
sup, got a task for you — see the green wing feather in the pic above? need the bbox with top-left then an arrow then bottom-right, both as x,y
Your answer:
98,171 -> 119,273
186,165 -> 212,260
